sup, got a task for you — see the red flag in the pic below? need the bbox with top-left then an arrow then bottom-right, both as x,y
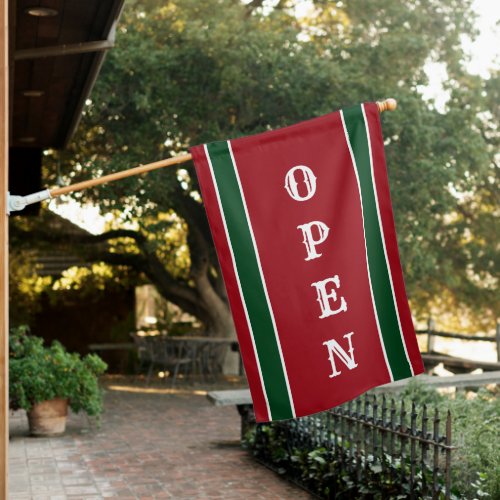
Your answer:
191,103 -> 424,422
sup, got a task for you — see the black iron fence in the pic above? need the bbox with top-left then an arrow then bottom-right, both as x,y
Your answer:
246,394 -> 453,499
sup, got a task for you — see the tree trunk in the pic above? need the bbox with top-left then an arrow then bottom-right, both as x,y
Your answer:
194,273 -> 239,375
194,272 -> 234,337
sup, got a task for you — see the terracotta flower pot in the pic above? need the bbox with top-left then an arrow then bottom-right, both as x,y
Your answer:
27,397 -> 68,436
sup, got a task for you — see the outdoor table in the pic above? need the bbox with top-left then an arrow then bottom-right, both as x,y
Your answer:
131,333 -> 241,380
166,336 -> 239,378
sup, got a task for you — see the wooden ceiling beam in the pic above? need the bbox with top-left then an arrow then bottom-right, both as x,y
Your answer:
14,39 -> 114,60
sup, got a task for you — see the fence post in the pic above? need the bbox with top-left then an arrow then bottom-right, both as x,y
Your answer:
432,408 -> 440,499
445,410 -> 452,500
421,405 -> 429,497
427,317 -> 436,353
237,404 -> 255,441
496,322 -> 500,362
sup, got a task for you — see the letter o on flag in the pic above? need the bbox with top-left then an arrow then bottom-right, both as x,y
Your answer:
285,165 -> 317,201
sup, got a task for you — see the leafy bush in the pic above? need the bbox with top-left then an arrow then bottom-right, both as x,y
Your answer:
9,326 -> 107,417
448,391 -> 499,499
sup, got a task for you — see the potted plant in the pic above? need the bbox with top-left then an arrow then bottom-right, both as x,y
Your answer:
9,326 -> 107,436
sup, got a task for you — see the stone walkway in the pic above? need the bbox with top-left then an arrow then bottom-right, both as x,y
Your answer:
9,378 -> 311,499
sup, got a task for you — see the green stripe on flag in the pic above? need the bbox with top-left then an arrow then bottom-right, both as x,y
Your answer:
206,141 -> 294,420
342,105 -> 412,380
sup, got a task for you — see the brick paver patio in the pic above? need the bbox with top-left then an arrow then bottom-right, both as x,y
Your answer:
9,378 -> 310,499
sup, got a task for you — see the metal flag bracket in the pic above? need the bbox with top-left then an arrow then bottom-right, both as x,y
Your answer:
7,189 -> 52,215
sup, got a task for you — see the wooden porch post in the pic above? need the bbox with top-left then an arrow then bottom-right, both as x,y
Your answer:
0,0 -> 9,496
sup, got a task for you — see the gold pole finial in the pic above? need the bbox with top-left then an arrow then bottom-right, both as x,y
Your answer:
376,98 -> 397,113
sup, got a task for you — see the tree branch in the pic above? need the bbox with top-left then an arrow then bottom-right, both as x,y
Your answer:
94,248 -> 212,322
89,251 -> 147,269
91,229 -> 147,245
10,225 -> 146,249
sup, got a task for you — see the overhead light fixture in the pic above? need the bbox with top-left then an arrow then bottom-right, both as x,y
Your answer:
22,90 -> 45,97
25,7 -> 58,17
19,137 -> 37,143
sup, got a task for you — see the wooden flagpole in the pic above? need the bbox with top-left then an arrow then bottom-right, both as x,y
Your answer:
49,99 -> 397,199
51,154 -> 193,197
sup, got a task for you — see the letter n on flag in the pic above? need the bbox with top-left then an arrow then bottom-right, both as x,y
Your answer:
190,102 -> 424,422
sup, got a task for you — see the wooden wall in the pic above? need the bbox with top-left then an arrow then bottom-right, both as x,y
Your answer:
0,0 -> 9,496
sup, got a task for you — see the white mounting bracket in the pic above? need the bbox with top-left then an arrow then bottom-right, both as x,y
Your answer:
7,189 -> 52,215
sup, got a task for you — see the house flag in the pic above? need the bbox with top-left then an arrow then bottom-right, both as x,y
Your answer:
190,102 -> 424,422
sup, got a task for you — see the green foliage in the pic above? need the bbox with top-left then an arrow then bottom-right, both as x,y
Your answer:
400,378 -> 446,406
9,326 -> 108,417
45,0 -> 499,327
444,390 -> 500,499
8,249 -> 52,326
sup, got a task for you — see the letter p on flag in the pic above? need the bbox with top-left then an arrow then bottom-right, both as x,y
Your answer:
297,221 -> 330,261
190,102 -> 424,423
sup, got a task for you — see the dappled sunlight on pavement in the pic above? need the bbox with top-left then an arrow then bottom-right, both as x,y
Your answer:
107,385 -> 209,397
9,376 -> 310,499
